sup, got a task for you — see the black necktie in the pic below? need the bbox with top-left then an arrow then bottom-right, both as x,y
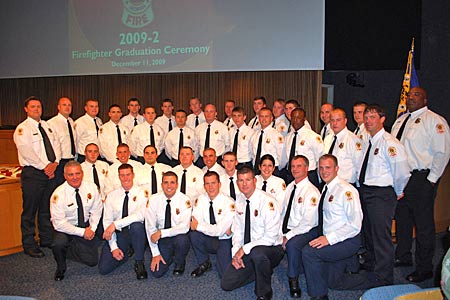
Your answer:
254,130 -> 264,172
205,124 -> 211,149
151,166 -> 157,194
209,201 -> 216,225
226,119 -> 230,127
229,177 -> 236,200
262,180 -> 267,192
272,120 -> 276,128
164,199 -> 171,229
116,125 -> 122,144
244,199 -> 251,244
251,117 -> 258,129
75,188 -> 85,228
359,140 -> 372,185
328,135 -> 337,154
122,191 -> 129,219
94,118 -> 99,135
288,131 -> 298,169
195,116 -> 199,127
150,125 -> 155,147
321,126 -> 327,140
168,118 -> 173,132
38,123 -> 56,163
232,129 -> 239,154
181,170 -> 187,194
354,126 -> 360,135
395,114 -> 411,141
318,186 -> 327,236
67,119 -> 76,157
92,164 -> 100,189
178,128 -> 184,157
282,185 -> 296,234
134,118 -> 138,127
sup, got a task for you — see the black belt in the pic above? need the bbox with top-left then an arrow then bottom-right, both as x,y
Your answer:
412,169 -> 430,174
361,184 -> 392,189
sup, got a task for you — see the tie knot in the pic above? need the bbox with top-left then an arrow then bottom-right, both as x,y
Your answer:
230,177 -> 233,181
292,185 -> 296,191
92,164 -> 96,168
169,119 -> 172,122
183,169 -> 187,173
236,128 -> 239,132
125,191 -> 129,195
208,124 -> 211,128
134,118 -> 137,121
180,128 -> 183,132
150,125 -> 153,129
116,124 -> 119,128
246,199 -> 250,204
151,166 -> 155,170
263,180 -> 267,185
196,116 -> 199,119
75,188 -> 79,193
209,201 -> 213,206
167,199 -> 171,204
261,130 -> 264,134
294,131 -> 297,135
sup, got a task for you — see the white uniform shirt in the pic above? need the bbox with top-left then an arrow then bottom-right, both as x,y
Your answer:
50,181 -> 102,237
273,114 -> 290,137
220,170 -> 239,198
232,189 -> 282,256
129,122 -> 166,157
47,113 -> 77,159
173,164 -> 205,201
103,159 -> 144,195
320,123 -> 333,141
120,113 -> 145,131
136,162 -> 172,194
283,126 -> 324,171
202,162 -> 226,177
98,121 -> 130,163
103,185 -> 147,251
145,191 -> 192,256
256,175 -> 287,205
223,117 -> 236,129
155,115 -> 176,133
229,124 -> 255,163
192,192 -> 235,239
75,114 -> 102,155
187,111 -> 206,128
391,107 -> 450,183
81,160 -> 109,198
14,117 -> 61,169
248,116 -> 261,131
281,177 -> 320,240
195,120 -> 231,157
250,126 -> 285,167
354,123 -> 369,144
357,128 -> 410,196
164,126 -> 199,161
324,128 -> 363,183
322,177 -> 362,245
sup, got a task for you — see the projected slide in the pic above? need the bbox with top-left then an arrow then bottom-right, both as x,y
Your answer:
0,0 -> 324,78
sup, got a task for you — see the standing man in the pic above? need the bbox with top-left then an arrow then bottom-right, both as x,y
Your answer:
391,87 -> 450,282
173,146 -> 205,201
324,108 -> 362,184
48,96 -> 77,186
272,98 -> 290,137
319,103 -> 334,141
223,99 -> 236,128
50,161 -> 102,281
186,97 -> 205,128
195,103 -> 230,168
248,96 -> 267,130
352,101 -> 368,142
99,164 -> 148,280
302,154 -> 363,300
145,171 -> 192,277
138,145 -> 171,195
14,96 -> 61,258
221,167 -> 284,300
120,98 -> 145,131
189,171 -> 234,278
129,105 -> 165,164
98,104 -> 129,164
155,98 -> 176,133
164,109 -> 198,167
229,106 -> 255,168
80,143 -> 109,198
220,151 -> 239,200
357,104 -> 410,287
202,148 -> 226,176
282,155 -> 320,298
75,99 -> 103,163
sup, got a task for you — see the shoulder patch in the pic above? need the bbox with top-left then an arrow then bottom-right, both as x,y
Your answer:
282,182 -> 286,190
437,124 -> 445,134
388,147 -> 397,157
268,202 -> 274,210
278,136 -> 283,143
52,195 -> 58,203
415,118 -> 421,124
311,197 -> 317,206
133,196 -> 137,202
186,200 -> 191,208
316,136 -> 322,143
17,128 -> 24,135
99,128 -> 103,134
345,191 -> 353,201
356,142 -> 362,151
230,203 -> 235,212
87,193 -> 92,200
144,190 -> 149,198
300,140 -> 305,146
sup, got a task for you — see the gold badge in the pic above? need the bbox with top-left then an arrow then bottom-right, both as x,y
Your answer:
316,136 -> 322,143
193,177 -> 196,182
345,191 -> 353,201
186,200 -> 191,208
388,147 -> 397,157
329,195 -> 334,202
130,129 -> 134,134
87,193 -> 92,200
269,202 -> 274,210
437,124 -> 445,134
242,135 -> 246,140
102,169 -> 106,174
339,142 -> 344,149
230,124 -> 235,128
415,118 -> 421,124
300,140 -> 305,146
218,209 -> 222,215
99,128 -> 103,134
270,189 -> 275,194
52,195 -> 58,203
266,138 -> 271,143
176,208 -> 180,215
254,209 -> 259,217
215,130 -> 219,135
356,142 -> 362,151
123,130 -> 126,135
144,190 -> 149,198
298,196 -> 303,203
359,134 -> 363,139
282,183 -> 286,190
48,128 -> 53,133
187,135 -> 191,139
374,148 -> 379,155
133,196 -> 137,202
194,198 -> 198,207
281,126 -> 285,131
311,197 -> 317,205
230,203 -> 235,211
278,137 -> 283,143
17,128 -> 23,135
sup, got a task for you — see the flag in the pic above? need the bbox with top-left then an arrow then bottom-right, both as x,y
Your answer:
397,38 -> 420,117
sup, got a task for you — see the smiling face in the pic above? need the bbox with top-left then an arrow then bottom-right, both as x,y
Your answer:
364,110 -> 385,137
204,104 -> 217,123
85,100 -> 99,118
258,108 -> 273,129
272,101 -> 285,119
179,148 -> 194,168
259,158 -> 275,180
320,103 -> 333,124
406,87 -> 427,113
108,106 -> 123,124
64,164 -> 83,189
203,148 -> 217,169
144,107 -> 157,124
253,99 -> 266,114
189,98 -> 202,115
237,171 -> 257,199
116,145 -> 131,163
118,167 -> 134,191
57,97 -> 72,118
290,157 -> 308,183
319,156 -> 339,184
330,109 -> 347,135
222,153 -> 237,173
203,173 -> 221,200
25,100 -> 42,122
162,174 -> 178,198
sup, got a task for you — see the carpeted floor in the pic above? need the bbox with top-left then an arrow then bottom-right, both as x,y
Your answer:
0,233 -> 446,300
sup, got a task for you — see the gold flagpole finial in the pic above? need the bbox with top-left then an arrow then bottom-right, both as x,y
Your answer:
411,37 -> 415,52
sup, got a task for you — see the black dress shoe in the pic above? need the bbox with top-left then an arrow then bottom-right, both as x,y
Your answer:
256,290 -> 272,300
173,264 -> 185,276
24,248 -> 45,258
394,259 -> 413,267
190,260 -> 212,277
288,278 -> 301,298
54,270 -> 65,281
134,262 -> 148,280
406,271 -> 433,282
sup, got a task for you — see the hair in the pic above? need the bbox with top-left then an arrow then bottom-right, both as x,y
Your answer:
225,99 -> 236,105
144,144 -> 158,154
204,103 -> 217,111
319,154 -> 338,166
274,98 -> 285,106
291,107 -> 306,116
85,99 -> 98,105
285,99 -> 300,107
118,163 -> 133,172
204,170 -> 220,182
203,147 -> 216,156
190,97 -> 201,103
353,101 -> 368,108
175,109 -> 188,116
58,97 -> 71,105
331,107 -> 347,118
108,104 -> 122,112
84,142 -> 99,152
162,171 -> 178,181
128,98 -> 140,105
161,98 -> 174,105
24,96 -> 40,107
237,166 -> 255,178
291,155 -> 309,167
232,106 -> 246,115
143,105 -> 156,113
259,154 -> 275,167
364,104 -> 386,118
222,151 -> 237,160
258,107 -> 273,115
179,146 -> 194,154
253,96 -> 267,104
116,143 -> 130,150
64,160 -> 81,171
